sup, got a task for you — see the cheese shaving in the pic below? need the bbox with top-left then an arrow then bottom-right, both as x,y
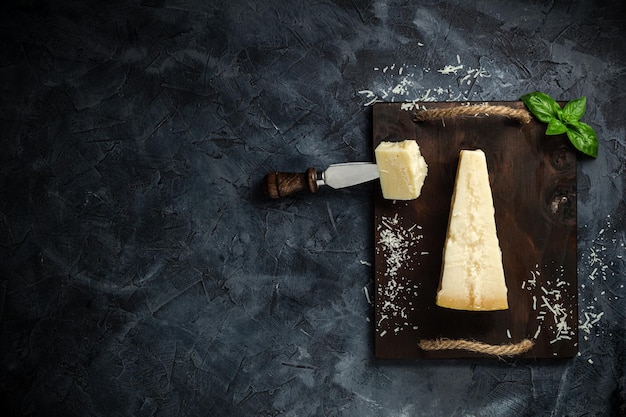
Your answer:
358,55 -> 492,107
522,263 -> 575,348
376,214 -> 427,337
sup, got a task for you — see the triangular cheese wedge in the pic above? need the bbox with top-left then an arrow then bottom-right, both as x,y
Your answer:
436,149 -> 508,311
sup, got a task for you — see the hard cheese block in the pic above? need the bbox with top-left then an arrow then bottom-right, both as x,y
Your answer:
374,140 -> 428,200
436,149 -> 509,311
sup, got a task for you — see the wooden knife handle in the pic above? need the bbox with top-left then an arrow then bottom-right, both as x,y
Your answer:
263,168 -> 319,199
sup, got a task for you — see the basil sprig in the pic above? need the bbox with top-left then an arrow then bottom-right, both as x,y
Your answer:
520,91 -> 598,158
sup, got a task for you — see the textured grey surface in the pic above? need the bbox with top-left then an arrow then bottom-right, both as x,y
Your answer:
0,0 -> 625,416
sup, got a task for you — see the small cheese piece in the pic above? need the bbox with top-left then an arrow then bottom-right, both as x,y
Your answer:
375,140 -> 428,200
436,149 -> 508,311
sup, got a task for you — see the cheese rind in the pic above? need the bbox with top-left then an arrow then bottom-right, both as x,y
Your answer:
436,149 -> 509,311
375,140 -> 428,200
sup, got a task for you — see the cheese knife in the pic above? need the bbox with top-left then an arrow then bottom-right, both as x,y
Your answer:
263,162 -> 380,199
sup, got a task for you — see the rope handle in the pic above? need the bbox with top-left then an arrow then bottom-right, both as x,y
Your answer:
414,104 -> 532,124
418,338 -> 535,357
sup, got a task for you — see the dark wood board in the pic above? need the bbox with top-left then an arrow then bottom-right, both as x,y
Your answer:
373,102 -> 578,359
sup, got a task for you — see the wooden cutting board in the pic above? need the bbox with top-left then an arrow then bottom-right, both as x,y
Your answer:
373,102 -> 578,359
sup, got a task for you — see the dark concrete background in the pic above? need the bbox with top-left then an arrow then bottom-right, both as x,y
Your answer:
1,0 -> 624,416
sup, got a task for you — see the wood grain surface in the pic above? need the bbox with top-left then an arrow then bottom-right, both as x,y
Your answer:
373,102 -> 578,359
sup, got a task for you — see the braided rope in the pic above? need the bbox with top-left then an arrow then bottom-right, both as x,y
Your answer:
418,338 -> 535,357
414,105 -> 532,124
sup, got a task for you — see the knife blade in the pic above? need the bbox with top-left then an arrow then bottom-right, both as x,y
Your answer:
263,162 -> 379,199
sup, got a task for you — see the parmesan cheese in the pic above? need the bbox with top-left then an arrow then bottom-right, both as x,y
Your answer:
436,149 -> 508,311
374,140 -> 428,200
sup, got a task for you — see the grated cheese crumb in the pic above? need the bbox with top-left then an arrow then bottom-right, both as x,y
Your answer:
363,286 -> 372,305
376,214 -> 424,336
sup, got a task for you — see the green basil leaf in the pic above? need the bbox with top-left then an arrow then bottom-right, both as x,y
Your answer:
545,118 -> 568,135
562,96 -> 586,123
566,121 -> 598,158
521,91 -> 561,123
